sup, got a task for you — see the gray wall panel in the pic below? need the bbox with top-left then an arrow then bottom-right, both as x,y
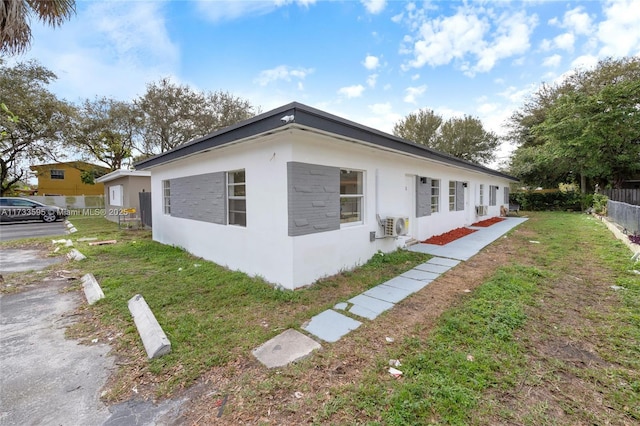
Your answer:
288,162 -> 340,236
170,172 -> 226,224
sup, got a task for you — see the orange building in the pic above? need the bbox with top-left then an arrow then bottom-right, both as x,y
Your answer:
30,161 -> 110,196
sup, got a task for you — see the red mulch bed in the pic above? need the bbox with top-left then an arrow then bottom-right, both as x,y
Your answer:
471,217 -> 505,227
422,227 -> 477,245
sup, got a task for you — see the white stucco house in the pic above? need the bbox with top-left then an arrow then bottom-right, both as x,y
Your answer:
135,102 -> 518,290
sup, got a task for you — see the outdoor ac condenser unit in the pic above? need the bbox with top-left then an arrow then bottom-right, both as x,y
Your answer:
385,217 -> 409,237
475,205 -> 488,216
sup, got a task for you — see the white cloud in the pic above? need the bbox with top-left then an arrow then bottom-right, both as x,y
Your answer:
254,65 -> 314,86
563,7 -> 593,35
553,32 -> 575,51
498,84 -> 536,104
473,11 -> 536,74
400,5 -> 536,74
196,0 -> 316,22
361,0 -> 386,14
570,54 -> 599,71
403,84 -> 427,104
477,102 -> 497,115
363,55 -> 380,70
405,8 -> 489,69
338,84 -> 365,98
360,102 -> 403,134
597,0 -> 640,56
367,74 -> 378,88
411,74 -> 420,81
539,38 -> 553,51
24,1 -> 178,102
542,54 -> 562,68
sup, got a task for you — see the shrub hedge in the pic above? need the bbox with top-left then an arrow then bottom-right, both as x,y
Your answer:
509,190 -> 587,212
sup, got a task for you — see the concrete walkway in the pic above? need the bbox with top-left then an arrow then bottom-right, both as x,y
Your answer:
253,217 -> 528,367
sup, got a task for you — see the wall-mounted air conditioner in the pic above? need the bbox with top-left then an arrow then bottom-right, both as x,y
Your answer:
385,217 -> 409,237
475,205 -> 488,216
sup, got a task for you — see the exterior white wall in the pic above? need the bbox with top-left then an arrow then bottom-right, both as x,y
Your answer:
150,135 -> 296,287
285,130 -> 511,287
148,128 -> 513,290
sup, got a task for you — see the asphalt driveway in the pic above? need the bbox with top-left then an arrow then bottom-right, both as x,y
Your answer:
0,220 -> 68,242
0,249 -> 186,426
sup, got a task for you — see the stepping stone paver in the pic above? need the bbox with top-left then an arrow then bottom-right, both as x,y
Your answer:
347,294 -> 395,319
363,284 -> 413,304
427,257 -> 460,267
414,262 -> 451,274
400,269 -> 440,282
252,329 -> 321,368
302,310 -> 362,343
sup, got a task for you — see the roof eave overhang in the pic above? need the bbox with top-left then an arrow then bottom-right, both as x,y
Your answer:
134,102 -> 518,182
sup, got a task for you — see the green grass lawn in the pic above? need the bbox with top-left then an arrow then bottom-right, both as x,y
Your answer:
2,212 -> 638,424
53,215 -> 432,398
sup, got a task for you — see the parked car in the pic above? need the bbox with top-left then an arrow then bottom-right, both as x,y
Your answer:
0,197 -> 68,223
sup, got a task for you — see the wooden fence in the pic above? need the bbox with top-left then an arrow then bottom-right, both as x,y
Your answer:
603,189 -> 640,206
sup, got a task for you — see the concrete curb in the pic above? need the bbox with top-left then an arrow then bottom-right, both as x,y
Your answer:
128,294 -> 171,359
67,249 -> 86,261
598,215 -> 640,257
81,273 -> 105,305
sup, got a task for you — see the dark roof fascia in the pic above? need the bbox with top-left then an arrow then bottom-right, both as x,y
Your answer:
134,103 -> 298,170
135,102 -> 518,182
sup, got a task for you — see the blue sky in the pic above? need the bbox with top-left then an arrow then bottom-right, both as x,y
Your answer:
15,0 -> 640,166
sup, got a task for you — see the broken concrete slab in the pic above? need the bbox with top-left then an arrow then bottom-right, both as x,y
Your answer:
252,329 -> 321,368
399,269 -> 440,282
302,310 -> 362,343
81,273 -> 105,305
384,275 -> 431,292
363,284 -> 413,304
427,257 -> 461,267
128,294 -> 171,359
414,262 -> 451,274
67,249 -> 86,261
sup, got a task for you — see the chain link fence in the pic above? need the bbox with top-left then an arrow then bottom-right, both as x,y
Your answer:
607,200 -> 640,234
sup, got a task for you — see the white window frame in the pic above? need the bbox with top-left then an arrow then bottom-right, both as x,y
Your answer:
227,169 -> 246,227
340,169 -> 364,226
431,178 -> 440,213
162,180 -> 171,215
479,184 -> 485,206
449,181 -> 456,211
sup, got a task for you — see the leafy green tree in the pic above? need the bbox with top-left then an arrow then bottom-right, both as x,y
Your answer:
0,60 -> 72,195
1,0 -> 75,55
393,109 -> 498,165
435,116 -> 500,164
508,57 -> 640,190
68,97 -> 143,171
136,78 -> 258,155
393,108 -> 442,147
